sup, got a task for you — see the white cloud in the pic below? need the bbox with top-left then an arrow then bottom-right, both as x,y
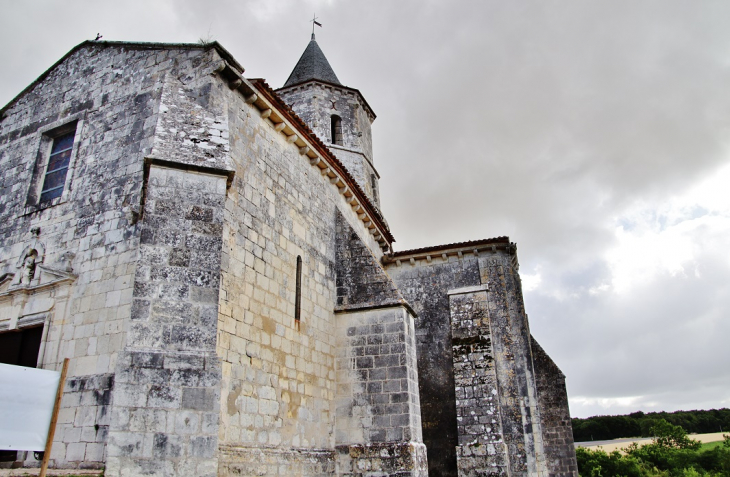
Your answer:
520,267 -> 542,292
604,162 -> 730,294
571,395 -> 648,417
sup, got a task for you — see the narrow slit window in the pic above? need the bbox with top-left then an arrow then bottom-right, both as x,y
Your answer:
40,131 -> 75,202
331,115 -> 343,145
295,255 -> 302,323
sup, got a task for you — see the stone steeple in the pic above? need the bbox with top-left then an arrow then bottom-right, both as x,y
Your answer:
283,36 -> 341,87
278,37 -> 381,209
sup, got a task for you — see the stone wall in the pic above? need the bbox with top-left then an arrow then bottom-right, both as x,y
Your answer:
57,373 -> 115,468
387,255 -> 481,476
334,307 -> 427,477
387,249 -> 561,477
336,442 -> 428,477
219,445 -> 336,476
532,339 -> 578,477
449,286 -> 508,476
216,70 -> 391,474
104,165 -> 227,477
334,308 -> 421,445
329,145 -> 380,211
0,43 -> 204,468
478,255 -> 547,476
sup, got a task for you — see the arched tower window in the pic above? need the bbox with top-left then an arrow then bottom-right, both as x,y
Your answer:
331,115 -> 343,145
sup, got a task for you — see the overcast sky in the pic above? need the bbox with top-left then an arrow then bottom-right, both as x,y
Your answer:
2,0 -> 729,421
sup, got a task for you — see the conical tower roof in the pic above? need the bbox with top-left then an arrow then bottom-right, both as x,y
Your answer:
283,35 -> 341,87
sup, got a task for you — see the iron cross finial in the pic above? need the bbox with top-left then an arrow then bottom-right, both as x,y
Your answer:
311,14 -> 322,40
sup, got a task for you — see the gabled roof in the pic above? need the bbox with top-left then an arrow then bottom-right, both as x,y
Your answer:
283,37 -> 341,88
0,38 -> 394,248
0,40 -> 243,120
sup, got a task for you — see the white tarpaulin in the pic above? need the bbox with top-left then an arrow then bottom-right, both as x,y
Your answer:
0,363 -> 60,451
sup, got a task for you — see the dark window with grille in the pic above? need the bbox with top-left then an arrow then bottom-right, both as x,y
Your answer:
40,131 -> 75,202
331,115 -> 343,145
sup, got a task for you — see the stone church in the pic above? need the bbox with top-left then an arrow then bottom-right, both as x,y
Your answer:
0,34 -> 577,477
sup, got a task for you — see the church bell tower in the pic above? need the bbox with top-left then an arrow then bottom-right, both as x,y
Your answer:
277,34 -> 381,209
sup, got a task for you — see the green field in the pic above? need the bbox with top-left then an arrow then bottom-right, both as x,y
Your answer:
699,439 -> 726,451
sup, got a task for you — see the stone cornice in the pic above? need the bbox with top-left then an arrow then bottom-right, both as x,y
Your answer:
382,238 -> 516,267
276,79 -> 376,122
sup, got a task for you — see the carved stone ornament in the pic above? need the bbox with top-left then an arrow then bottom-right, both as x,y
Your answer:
11,228 -> 46,287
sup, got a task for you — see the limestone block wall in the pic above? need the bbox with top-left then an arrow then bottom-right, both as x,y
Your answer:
334,307 -> 427,477
278,83 -> 374,160
531,340 -> 578,477
478,255 -> 547,476
387,256 -> 480,476
449,286 -> 508,476
216,76 -> 359,475
332,208 -> 427,476
0,43 -> 208,468
104,165 -> 226,477
334,307 -> 423,444
327,145 -> 380,210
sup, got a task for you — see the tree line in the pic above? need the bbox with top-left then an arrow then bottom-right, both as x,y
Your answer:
572,409 -> 730,442
577,419 -> 730,476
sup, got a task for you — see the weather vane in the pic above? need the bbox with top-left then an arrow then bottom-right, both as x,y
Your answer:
311,13 -> 322,40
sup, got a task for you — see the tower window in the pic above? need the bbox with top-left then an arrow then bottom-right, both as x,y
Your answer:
331,115 -> 343,145
40,129 -> 75,203
371,174 -> 379,205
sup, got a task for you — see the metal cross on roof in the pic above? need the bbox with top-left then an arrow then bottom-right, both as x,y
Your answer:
311,14 -> 322,39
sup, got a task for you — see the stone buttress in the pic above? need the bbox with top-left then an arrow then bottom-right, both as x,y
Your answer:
0,42 -> 231,473
386,242 -> 576,477
105,50 -> 235,476
334,211 -> 427,476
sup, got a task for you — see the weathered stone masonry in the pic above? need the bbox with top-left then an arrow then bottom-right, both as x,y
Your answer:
334,211 -> 427,476
386,245 -> 578,477
531,341 -> 578,477
0,36 -> 577,477
449,286 -> 507,476
0,43 -> 206,469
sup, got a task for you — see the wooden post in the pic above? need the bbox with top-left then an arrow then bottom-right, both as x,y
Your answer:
40,358 -> 69,477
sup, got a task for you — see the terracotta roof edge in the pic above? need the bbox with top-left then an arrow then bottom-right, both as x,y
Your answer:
384,237 -> 513,262
249,78 -> 394,245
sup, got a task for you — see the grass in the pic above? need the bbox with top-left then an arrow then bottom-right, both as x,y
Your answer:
699,440 -> 725,451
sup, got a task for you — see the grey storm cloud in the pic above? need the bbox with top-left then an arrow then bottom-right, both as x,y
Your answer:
2,0 -> 729,418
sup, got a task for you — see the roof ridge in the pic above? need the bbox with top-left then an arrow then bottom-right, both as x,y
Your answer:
0,40 -> 242,119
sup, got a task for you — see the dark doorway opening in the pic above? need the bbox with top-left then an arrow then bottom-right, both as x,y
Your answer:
0,326 -> 43,367
0,326 -> 44,463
